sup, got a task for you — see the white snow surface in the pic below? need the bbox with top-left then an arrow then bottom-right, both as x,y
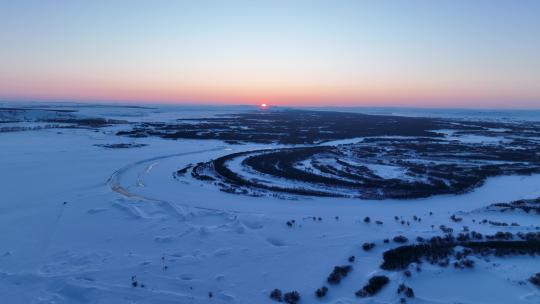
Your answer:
1,103 -> 540,303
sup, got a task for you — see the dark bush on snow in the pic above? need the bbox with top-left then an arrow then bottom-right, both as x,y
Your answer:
362,242 -> 376,251
439,225 -> 453,234
489,220 -> 509,227
393,235 -> 409,243
327,265 -> 352,284
283,291 -> 301,304
529,273 -> 540,287
381,243 -> 454,270
450,215 -> 462,222
270,289 -> 282,301
131,275 -> 139,287
315,286 -> 328,298
382,236 -> 540,270
486,231 -> 513,240
454,258 -> 475,269
397,284 -> 415,298
471,231 -> 483,240
355,275 -> 390,297
517,232 -> 540,241
348,255 -> 356,262
364,216 -> 371,223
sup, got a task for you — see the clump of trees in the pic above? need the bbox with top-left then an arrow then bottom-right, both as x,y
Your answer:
382,243 -> 452,270
393,235 -> 409,243
270,289 -> 282,301
529,273 -> 540,287
491,198 -> 540,214
439,225 -> 453,234
450,215 -> 462,222
397,283 -> 415,298
327,265 -> 353,284
130,275 -> 145,288
270,289 -> 301,303
381,231 -> 540,270
362,242 -> 376,251
517,232 -> 540,241
131,275 -> 138,287
315,286 -> 328,298
175,165 -> 192,176
485,231 -> 513,240
283,291 -> 301,304
355,275 -> 390,297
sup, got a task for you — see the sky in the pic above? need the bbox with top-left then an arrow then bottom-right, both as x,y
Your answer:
0,0 -> 539,108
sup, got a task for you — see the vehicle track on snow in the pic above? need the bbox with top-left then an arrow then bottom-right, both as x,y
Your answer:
107,147 -> 226,202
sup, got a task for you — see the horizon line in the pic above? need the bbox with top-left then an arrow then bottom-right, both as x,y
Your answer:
1,96 -> 540,111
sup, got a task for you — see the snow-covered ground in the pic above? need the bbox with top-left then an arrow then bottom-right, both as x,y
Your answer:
1,103 -> 540,303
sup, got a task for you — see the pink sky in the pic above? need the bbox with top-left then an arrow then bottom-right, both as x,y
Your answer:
1,1 -> 539,109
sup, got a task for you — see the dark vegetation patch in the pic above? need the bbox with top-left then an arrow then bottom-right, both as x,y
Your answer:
381,232 -> 540,270
362,242 -> 376,251
173,165 -> 193,178
315,286 -> 328,298
156,110 -> 540,199
488,198 -> 540,214
94,143 -> 147,149
269,289 -> 282,301
397,283 -> 415,298
117,109 -> 540,146
393,236 -> 409,243
269,289 -> 301,304
283,291 -> 301,304
192,148 -> 343,197
117,109 -> 446,144
45,117 -> 127,128
529,273 -> 540,288
327,265 -> 352,285
355,275 -> 390,297
188,129 -> 540,199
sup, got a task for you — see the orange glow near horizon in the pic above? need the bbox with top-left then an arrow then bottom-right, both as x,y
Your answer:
2,80 -> 539,109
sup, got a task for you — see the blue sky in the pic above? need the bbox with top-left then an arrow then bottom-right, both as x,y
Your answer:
1,0 -> 539,107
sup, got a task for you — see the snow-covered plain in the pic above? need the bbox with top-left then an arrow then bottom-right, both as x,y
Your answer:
1,103 -> 540,303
